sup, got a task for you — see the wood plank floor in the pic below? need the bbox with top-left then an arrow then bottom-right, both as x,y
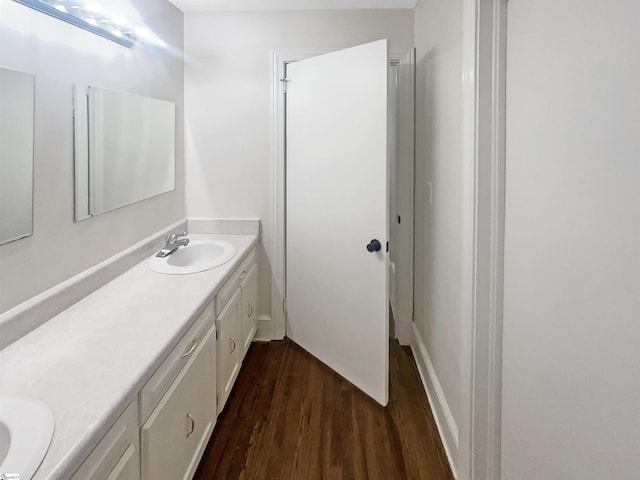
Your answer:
194,339 -> 454,480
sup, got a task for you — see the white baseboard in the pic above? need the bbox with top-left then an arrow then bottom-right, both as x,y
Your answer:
254,314 -> 274,341
411,322 -> 459,479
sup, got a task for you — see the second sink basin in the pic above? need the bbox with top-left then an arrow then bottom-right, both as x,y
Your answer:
149,239 -> 237,274
0,396 -> 54,480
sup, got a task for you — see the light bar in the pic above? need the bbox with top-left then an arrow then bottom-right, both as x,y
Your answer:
13,0 -> 137,48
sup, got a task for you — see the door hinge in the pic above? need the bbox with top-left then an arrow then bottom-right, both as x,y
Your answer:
281,78 -> 290,94
283,298 -> 288,313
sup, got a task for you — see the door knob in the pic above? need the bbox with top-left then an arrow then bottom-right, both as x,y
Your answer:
366,239 -> 382,252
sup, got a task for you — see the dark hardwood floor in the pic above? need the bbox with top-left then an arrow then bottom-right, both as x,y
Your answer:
194,339 -> 454,480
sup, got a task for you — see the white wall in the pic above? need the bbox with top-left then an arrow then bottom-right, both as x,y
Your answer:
184,10 -> 414,319
0,0 -> 185,314
502,1 -> 640,478
412,0 -> 463,472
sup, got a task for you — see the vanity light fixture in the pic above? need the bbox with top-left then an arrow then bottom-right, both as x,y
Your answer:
13,0 -> 137,48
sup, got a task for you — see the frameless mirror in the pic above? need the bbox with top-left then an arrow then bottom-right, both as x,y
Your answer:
0,67 -> 35,245
73,85 -> 176,221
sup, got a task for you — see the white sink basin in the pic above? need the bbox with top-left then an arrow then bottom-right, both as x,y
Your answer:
148,240 -> 237,274
0,396 -> 54,480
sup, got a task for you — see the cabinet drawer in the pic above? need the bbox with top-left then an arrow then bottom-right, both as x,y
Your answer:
141,325 -> 216,480
139,300 -> 215,424
215,247 -> 256,315
71,401 -> 139,480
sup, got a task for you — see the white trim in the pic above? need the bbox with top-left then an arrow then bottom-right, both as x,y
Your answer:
271,47 -> 415,342
459,1 -> 507,479
411,323 -> 459,479
389,47 -> 415,346
483,4 -> 507,478
254,314 -> 274,342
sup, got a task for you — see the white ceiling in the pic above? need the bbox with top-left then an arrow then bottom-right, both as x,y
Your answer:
168,0 -> 418,12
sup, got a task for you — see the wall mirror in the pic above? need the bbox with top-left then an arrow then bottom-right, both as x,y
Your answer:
73,85 -> 176,221
0,67 -> 35,245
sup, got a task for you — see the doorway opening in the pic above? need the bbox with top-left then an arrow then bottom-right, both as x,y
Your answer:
271,46 -> 415,339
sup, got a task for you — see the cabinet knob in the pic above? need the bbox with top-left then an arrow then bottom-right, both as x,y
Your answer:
230,336 -> 236,353
248,303 -> 254,318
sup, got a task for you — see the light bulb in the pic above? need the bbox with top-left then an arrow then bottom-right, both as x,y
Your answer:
14,0 -> 137,48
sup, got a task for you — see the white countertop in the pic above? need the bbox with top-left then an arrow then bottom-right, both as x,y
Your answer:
0,233 -> 258,480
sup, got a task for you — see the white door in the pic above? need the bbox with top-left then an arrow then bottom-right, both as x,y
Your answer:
286,39 -> 389,406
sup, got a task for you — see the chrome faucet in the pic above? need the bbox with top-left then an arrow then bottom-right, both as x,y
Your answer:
156,232 -> 189,258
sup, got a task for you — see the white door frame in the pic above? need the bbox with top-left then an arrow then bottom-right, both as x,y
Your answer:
458,1 -> 507,479
389,49 -> 416,346
271,47 -> 415,344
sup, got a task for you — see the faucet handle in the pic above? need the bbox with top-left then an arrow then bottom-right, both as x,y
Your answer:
166,232 -> 188,244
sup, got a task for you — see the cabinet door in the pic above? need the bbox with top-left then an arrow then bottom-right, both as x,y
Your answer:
216,288 -> 242,414
141,327 -> 216,480
240,263 -> 258,357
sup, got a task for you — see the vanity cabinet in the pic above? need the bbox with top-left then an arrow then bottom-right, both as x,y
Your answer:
70,401 -> 140,480
215,247 -> 258,413
140,326 -> 216,480
66,242 -> 259,480
139,302 -> 216,480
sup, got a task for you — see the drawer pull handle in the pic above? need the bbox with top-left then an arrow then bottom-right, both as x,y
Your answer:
230,336 -> 236,353
186,414 -> 195,438
248,303 -> 254,317
181,340 -> 197,359
239,270 -> 247,279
